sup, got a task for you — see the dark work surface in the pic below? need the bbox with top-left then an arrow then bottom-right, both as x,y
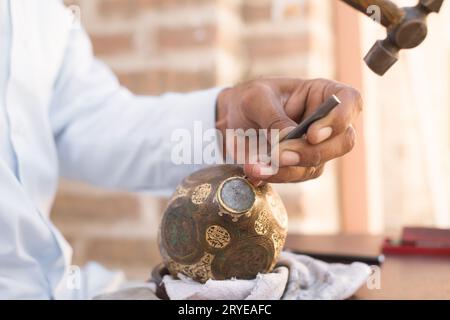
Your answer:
285,234 -> 450,300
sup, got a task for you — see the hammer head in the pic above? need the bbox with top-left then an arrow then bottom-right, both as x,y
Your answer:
364,0 -> 444,76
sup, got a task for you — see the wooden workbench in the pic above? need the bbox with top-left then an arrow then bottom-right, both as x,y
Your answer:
285,234 -> 450,300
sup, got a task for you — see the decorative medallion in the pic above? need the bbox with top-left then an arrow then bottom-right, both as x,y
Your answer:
254,210 -> 270,235
271,231 -> 284,258
161,205 -> 201,264
167,252 -> 214,283
191,183 -> 212,205
212,238 -> 274,280
266,188 -> 288,229
175,185 -> 188,197
169,185 -> 188,204
206,225 -> 231,249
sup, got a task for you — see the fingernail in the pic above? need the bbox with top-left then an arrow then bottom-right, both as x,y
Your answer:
281,151 -> 300,166
315,127 -> 333,144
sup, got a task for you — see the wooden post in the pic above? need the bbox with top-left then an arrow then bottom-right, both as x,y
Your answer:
333,1 -> 369,233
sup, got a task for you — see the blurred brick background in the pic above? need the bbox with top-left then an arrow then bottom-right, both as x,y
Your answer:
54,0 -> 337,280
54,0 -> 450,281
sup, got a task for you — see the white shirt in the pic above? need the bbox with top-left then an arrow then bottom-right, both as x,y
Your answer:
0,0 -> 15,171
0,0 -> 221,299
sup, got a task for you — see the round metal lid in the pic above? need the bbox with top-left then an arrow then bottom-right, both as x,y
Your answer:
218,177 -> 255,214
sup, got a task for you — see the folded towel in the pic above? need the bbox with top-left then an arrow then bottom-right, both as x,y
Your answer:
94,251 -> 372,300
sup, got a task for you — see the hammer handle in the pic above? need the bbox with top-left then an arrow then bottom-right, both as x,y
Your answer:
340,0 -> 405,28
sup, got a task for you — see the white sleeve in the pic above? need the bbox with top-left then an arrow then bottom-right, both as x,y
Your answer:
49,26 -> 223,196
0,161 -> 67,299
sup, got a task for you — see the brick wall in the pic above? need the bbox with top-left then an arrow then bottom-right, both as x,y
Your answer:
54,0 -> 338,280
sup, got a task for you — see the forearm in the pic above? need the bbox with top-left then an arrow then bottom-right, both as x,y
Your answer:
49,20 -> 225,194
54,86 -> 224,195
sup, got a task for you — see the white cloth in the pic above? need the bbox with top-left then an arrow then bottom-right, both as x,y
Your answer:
164,268 -> 289,300
163,252 -> 372,300
94,252 -> 373,300
0,0 -> 221,299
278,252 -> 372,300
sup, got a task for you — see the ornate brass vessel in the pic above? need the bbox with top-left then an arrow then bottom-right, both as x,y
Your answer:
158,165 -> 288,283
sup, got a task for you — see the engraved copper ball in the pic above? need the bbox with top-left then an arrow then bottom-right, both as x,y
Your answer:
158,165 -> 288,283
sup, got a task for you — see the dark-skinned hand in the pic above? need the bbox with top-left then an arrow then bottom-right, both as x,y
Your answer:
216,78 -> 363,185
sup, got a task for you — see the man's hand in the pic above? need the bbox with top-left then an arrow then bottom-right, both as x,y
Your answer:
216,78 -> 363,185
